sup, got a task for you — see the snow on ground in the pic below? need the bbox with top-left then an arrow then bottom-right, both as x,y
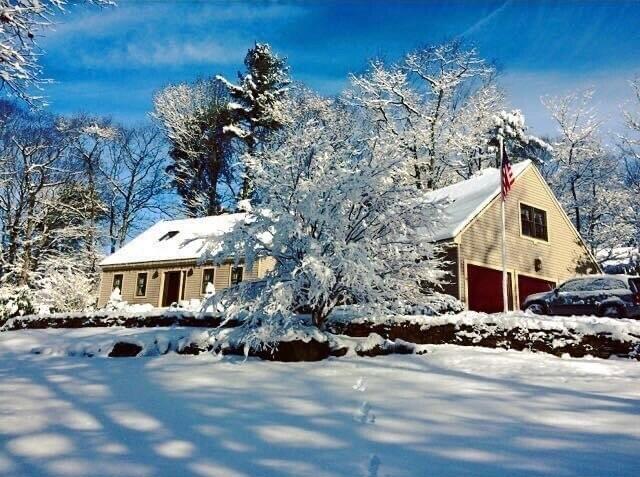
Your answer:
1,328 -> 640,477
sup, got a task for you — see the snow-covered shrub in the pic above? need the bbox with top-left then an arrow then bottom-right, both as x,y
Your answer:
37,268 -> 97,313
203,88 -> 447,329
402,293 -> 464,316
0,286 -> 35,322
105,287 -> 125,311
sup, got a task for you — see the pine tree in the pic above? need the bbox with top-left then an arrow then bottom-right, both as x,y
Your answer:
217,43 -> 291,200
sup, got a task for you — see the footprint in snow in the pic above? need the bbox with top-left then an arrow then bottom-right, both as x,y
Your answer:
354,400 -> 376,424
353,377 -> 367,392
367,454 -> 381,477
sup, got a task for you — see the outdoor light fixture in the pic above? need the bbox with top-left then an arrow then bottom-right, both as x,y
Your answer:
534,258 -> 542,272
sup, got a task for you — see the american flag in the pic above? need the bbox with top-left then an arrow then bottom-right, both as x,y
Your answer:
501,146 -> 514,199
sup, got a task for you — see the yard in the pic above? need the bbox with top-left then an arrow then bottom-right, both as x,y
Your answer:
1,328 -> 640,476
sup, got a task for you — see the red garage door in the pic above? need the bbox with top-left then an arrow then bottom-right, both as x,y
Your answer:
517,275 -> 556,308
467,264 -> 513,313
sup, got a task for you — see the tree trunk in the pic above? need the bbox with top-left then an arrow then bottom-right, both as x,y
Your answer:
571,181 -> 581,233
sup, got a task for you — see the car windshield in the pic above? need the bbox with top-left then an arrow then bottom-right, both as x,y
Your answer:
630,278 -> 640,293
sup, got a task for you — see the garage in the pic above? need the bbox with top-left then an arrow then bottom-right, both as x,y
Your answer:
466,264 -> 514,313
517,274 -> 556,309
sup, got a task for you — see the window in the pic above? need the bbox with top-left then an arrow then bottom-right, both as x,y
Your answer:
593,278 -> 627,291
230,266 -> 244,286
159,230 -> 179,242
558,278 -> 595,292
112,274 -> 123,292
201,268 -> 215,294
520,204 -> 548,241
136,272 -> 148,297
559,278 -> 626,293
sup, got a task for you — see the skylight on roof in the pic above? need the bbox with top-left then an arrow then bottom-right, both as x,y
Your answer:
159,231 -> 179,242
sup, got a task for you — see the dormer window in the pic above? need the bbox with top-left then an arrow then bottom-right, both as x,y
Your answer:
159,231 -> 179,242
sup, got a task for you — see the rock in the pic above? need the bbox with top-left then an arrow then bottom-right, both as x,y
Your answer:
254,339 -> 331,362
109,342 -> 143,357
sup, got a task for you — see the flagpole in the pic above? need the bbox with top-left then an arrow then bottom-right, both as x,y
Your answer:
499,137 -> 508,313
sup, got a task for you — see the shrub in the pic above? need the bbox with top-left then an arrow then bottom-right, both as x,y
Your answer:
0,286 -> 35,323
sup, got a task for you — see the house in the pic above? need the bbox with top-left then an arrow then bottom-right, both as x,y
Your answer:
97,214 -> 274,308
429,159 -> 600,313
98,159 -> 599,312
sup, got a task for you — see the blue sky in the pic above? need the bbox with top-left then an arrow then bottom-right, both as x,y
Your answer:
38,0 -> 640,136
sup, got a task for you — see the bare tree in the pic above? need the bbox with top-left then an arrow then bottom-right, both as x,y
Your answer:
543,89 -> 631,255
102,125 -> 169,253
619,78 -> 640,251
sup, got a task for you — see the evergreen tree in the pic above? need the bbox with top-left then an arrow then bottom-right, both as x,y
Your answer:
217,43 -> 291,200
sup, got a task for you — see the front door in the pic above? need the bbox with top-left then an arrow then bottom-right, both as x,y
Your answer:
162,271 -> 181,307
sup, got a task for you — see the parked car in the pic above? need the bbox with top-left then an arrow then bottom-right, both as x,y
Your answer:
521,275 -> 640,318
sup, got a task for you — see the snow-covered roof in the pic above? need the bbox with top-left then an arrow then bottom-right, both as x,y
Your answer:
427,160 -> 532,241
101,161 -> 532,266
100,213 -> 247,267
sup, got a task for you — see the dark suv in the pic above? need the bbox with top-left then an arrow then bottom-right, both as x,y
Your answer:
521,275 -> 640,318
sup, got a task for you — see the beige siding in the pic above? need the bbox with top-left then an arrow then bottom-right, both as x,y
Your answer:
456,165 -> 599,307
258,256 -> 276,277
97,257 -> 276,308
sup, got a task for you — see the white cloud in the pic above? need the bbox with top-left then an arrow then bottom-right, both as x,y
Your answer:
47,2 -> 308,40
88,39 -> 245,68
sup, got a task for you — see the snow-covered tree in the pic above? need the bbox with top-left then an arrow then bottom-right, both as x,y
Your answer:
619,78 -> 640,250
0,0 -> 114,103
37,262 -> 97,312
346,42 -> 505,189
0,104 -> 105,300
0,104 -> 72,285
104,286 -> 124,311
490,109 -> 548,151
450,82 -> 506,179
217,43 -> 291,200
61,116 -> 116,274
153,78 -> 236,216
204,88 -> 446,330
542,90 -> 629,254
